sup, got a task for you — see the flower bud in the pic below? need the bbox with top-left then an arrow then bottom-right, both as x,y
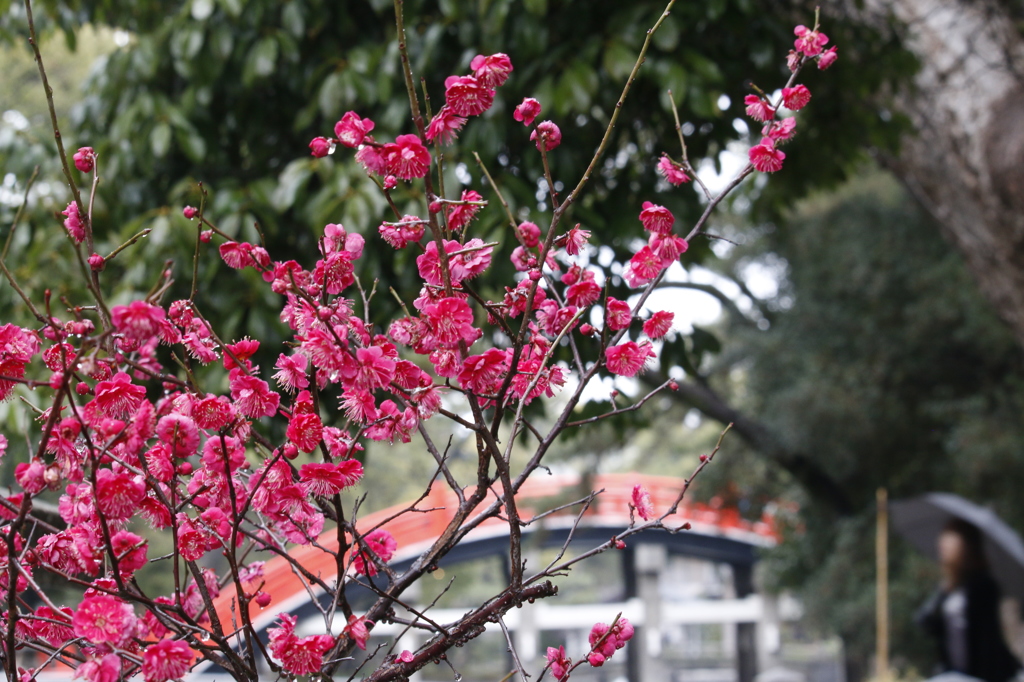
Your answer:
383,175 -> 397,190
309,136 -> 332,158
88,253 -> 105,271
200,230 -> 213,243
183,206 -> 198,219
73,147 -> 95,173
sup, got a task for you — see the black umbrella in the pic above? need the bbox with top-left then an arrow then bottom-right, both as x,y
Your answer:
890,493 -> 1024,600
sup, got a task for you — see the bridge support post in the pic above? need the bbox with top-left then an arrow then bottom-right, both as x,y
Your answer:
633,543 -> 670,682
734,563 -> 758,682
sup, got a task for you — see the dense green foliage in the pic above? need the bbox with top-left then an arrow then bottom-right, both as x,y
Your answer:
695,173 -> 1024,674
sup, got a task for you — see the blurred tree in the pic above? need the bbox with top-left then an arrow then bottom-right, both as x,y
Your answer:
674,171 -> 1024,678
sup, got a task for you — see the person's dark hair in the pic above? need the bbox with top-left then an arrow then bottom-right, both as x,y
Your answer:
944,518 -> 989,585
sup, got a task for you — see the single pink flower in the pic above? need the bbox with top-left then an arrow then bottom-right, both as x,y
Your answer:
344,614 -> 373,650
142,639 -> 193,682
422,297 -> 480,349
75,654 -> 121,682
93,372 -> 146,419
352,529 -> 397,576
531,120 -> 562,151
517,221 -> 541,247
744,94 -> 775,122
794,25 -> 829,57
425,106 -> 467,145
334,111 -> 376,148
643,310 -> 675,339
444,75 -> 495,116
623,246 -> 663,288
156,414 -> 200,457
605,298 -> 633,331
513,97 -> 542,126
110,530 -> 148,576
228,368 -> 280,418
749,136 -> 786,173
355,144 -> 387,175
383,134 -> 431,179
781,85 -> 811,110
631,484 -> 654,520
562,224 -> 591,256
273,353 -> 310,392
762,117 -> 797,143
605,341 -> 655,378
565,276 -> 602,308
62,201 -> 85,243
638,201 -> 675,235
471,52 -> 513,88
546,645 -> 571,680
379,215 -> 426,249
657,154 -> 690,185
287,412 -> 323,452
95,469 -> 146,521
446,189 -> 484,232
72,594 -> 137,646
458,348 -> 507,395
300,460 -> 363,497
112,301 -> 167,345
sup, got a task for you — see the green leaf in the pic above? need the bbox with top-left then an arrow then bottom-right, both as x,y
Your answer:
271,159 -> 313,211
174,124 -> 207,163
191,0 -> 215,21
603,41 -> 635,82
170,25 -> 205,62
652,14 -> 679,51
150,122 -> 172,158
282,2 -> 305,38
243,36 -> 279,85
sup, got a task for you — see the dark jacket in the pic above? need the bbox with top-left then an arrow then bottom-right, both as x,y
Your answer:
916,573 -> 1022,682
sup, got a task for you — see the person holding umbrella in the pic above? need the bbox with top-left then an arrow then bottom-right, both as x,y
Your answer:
914,518 -> 1022,682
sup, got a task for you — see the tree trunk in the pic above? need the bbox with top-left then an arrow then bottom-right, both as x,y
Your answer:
865,0 -> 1024,345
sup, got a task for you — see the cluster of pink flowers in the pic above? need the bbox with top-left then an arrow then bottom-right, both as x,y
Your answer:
544,617 -> 635,680
745,23 -> 835,174
0,15 -> 835,681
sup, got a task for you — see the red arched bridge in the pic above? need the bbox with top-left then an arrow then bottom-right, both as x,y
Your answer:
193,473 -> 786,682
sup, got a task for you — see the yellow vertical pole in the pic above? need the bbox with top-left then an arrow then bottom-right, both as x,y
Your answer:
877,488 -> 890,682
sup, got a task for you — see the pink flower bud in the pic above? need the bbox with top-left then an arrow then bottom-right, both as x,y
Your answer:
283,443 -> 299,460
88,253 -> 105,271
76,382 -> 90,395
517,221 -> 541,247
528,270 -> 542,281
429,201 -> 442,214
580,323 -> 595,336
309,136 -> 332,158
531,120 -> 562,152
588,652 -> 606,667
383,175 -> 397,190
513,98 -> 542,126
183,206 -> 198,219
200,230 -> 213,243
255,592 -> 272,607
818,46 -> 838,70
73,147 -> 95,173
